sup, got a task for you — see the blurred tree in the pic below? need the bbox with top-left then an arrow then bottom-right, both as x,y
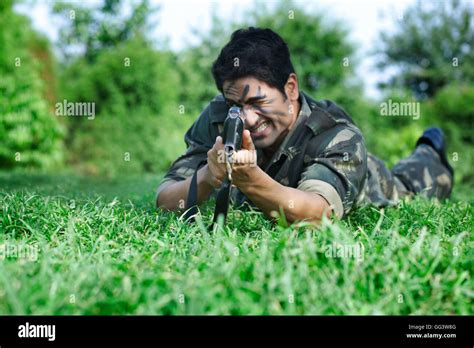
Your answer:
63,37 -> 182,176
52,0 -> 158,62
376,0 -> 474,100
0,0 -> 65,170
52,0 -> 182,175
175,11 -> 232,120
430,84 -> 474,144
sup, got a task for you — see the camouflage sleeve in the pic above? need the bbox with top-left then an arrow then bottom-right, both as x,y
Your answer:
156,100 -> 222,198
297,125 -> 368,218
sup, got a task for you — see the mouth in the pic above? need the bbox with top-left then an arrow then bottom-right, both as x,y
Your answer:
249,120 -> 271,138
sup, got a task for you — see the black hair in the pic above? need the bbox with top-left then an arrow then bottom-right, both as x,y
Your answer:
211,27 -> 296,98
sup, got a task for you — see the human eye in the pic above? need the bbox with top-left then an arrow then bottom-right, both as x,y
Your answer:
250,99 -> 266,108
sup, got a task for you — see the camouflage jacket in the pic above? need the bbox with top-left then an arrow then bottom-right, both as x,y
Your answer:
157,92 -> 369,218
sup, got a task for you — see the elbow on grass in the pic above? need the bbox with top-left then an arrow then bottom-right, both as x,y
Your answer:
155,192 -> 180,212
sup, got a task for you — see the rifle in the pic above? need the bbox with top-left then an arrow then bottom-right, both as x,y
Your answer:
183,106 -> 244,226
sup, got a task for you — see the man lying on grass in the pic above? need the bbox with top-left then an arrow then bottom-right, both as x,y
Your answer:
156,27 -> 454,223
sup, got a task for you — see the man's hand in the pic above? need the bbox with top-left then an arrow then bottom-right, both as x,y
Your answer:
205,136 -> 227,188
231,130 -> 258,187
229,129 -> 331,223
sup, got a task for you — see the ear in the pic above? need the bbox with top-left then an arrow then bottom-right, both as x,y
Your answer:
284,73 -> 299,102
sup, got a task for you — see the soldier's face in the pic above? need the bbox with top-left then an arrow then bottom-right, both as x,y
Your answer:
222,76 -> 300,150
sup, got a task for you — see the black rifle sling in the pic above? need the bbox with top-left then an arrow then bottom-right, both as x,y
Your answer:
212,179 -> 232,225
183,160 -> 206,222
183,161 -> 232,226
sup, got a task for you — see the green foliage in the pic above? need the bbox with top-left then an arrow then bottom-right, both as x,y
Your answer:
0,171 -> 472,314
428,84 -> 474,143
376,0 -> 474,99
174,15 -> 231,119
52,0 -> 158,62
0,2 -> 65,170
424,84 -> 474,195
51,0 -> 185,176
60,38 -> 182,176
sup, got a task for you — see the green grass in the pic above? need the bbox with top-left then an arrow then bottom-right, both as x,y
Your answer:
0,170 -> 472,315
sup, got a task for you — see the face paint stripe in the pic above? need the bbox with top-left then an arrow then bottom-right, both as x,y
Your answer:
239,84 -> 250,104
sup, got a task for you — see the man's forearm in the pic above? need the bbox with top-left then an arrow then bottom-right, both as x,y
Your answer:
238,167 -> 331,223
156,165 -> 214,211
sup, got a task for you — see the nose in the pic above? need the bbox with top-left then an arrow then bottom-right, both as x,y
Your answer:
242,106 -> 260,129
